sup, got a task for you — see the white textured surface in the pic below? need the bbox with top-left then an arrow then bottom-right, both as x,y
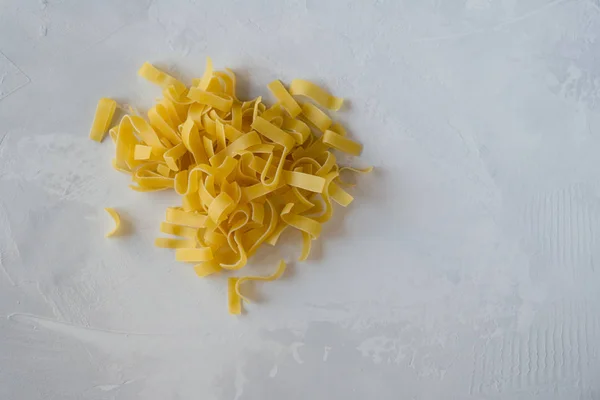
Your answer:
1,0 -> 600,399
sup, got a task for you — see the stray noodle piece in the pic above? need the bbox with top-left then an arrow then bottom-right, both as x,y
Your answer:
104,208 -> 121,237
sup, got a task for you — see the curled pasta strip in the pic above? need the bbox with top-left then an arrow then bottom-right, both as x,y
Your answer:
149,104 -> 182,145
322,130 -> 362,156
176,247 -> 214,262
163,143 -> 187,171
289,79 -> 344,111
280,203 -> 321,239
300,103 -> 332,132
104,208 -> 121,237
234,260 -> 286,304
138,62 -> 186,95
268,80 -> 302,118
188,88 -> 233,113
155,238 -> 196,248
90,98 -> 117,142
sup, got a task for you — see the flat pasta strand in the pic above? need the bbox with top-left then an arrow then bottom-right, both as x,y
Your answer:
322,130 -> 362,156
90,98 -> 117,142
267,80 -> 302,118
234,259 -> 286,305
289,79 -> 343,111
104,207 -> 121,237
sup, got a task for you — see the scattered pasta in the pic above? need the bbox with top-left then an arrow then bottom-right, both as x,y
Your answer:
93,58 -> 371,314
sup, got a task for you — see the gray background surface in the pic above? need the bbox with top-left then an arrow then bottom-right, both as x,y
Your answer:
1,0 -> 600,399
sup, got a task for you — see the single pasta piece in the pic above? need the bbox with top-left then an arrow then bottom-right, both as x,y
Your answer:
228,277 -> 242,315
89,98 -> 117,142
289,79 -> 343,111
104,208 -> 121,237
322,130 -> 363,156
234,260 -> 287,304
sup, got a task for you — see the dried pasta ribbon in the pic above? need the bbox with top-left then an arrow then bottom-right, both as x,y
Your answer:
209,131 -> 261,166
181,118 -> 209,165
138,62 -> 186,95
282,117 -> 311,144
148,104 -> 182,145
220,232 -> 248,270
163,143 -> 187,171
301,103 -> 332,132
208,192 -> 235,224
182,192 -> 203,212
166,207 -> 207,228
234,260 -> 286,305
155,238 -> 196,248
280,203 -> 322,239
157,164 -> 171,177
322,130 -> 362,156
251,116 -> 296,150
90,98 -> 117,142
104,207 -> 121,237
175,247 -> 214,262
337,165 -> 373,186
339,166 -> 373,174
160,222 -> 198,238
250,201 -> 264,224
228,277 -> 242,315
289,79 -> 343,111
134,144 -> 153,160
268,80 -> 302,117
283,170 -> 326,193
329,181 -> 354,206
188,88 -> 233,113
299,232 -> 311,261
194,57 -> 214,91
126,115 -> 166,151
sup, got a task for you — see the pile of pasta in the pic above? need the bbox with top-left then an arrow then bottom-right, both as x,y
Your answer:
90,58 -> 370,314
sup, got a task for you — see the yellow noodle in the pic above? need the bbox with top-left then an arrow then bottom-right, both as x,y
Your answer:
104,207 -> 121,237
138,62 -> 186,95
155,238 -> 196,248
329,181 -> 354,206
268,80 -> 302,117
188,88 -> 233,113
228,277 -> 242,315
160,222 -> 197,238
175,247 -> 214,262
289,79 -> 343,111
166,207 -> 207,228
134,144 -> 153,160
194,260 -> 221,277
322,130 -> 362,156
234,260 -> 286,304
90,98 -> 117,142
163,143 -> 187,171
300,103 -> 332,132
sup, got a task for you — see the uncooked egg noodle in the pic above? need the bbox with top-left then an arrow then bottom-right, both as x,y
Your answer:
234,260 -> 287,304
92,58 -> 370,314
104,208 -> 121,237
89,98 -> 117,142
